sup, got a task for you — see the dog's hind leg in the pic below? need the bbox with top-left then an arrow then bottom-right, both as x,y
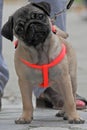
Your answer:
15,78 -> 33,124
56,107 -> 65,117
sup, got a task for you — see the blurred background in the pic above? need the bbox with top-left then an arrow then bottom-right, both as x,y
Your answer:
1,0 -> 87,107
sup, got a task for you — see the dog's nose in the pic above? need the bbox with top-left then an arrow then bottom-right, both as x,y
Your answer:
26,23 -> 38,34
29,23 -> 35,30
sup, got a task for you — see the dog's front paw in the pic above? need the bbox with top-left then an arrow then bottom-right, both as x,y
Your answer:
68,112 -> 85,124
15,114 -> 33,124
69,118 -> 85,124
15,117 -> 33,124
56,111 -> 68,120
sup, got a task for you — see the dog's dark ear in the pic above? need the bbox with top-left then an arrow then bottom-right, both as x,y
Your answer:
1,16 -> 13,41
32,1 -> 51,16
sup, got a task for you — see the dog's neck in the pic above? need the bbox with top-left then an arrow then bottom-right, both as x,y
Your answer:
18,33 -> 61,65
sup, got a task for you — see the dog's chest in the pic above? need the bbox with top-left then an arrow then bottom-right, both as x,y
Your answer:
17,42 -> 66,87
24,64 -> 59,87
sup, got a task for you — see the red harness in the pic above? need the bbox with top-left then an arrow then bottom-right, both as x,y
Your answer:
14,26 -> 66,88
20,44 -> 66,88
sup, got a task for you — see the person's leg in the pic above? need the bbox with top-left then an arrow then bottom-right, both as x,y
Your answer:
0,0 -> 9,110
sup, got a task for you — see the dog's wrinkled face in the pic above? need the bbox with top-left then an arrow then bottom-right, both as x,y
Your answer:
1,2 -> 51,47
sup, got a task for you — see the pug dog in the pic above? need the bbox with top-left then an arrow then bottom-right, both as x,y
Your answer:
1,2 -> 84,124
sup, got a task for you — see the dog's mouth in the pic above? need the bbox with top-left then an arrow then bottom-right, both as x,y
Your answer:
25,21 -> 50,46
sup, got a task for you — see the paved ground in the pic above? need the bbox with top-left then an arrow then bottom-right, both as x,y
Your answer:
0,107 -> 87,130
0,0 -> 87,130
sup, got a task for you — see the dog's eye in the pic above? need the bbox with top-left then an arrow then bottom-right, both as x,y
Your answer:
17,27 -> 24,32
30,13 -> 45,21
18,22 -> 24,28
30,13 -> 37,19
38,14 -> 45,20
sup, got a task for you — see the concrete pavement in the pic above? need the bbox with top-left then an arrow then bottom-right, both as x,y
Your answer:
0,107 -> 87,130
0,0 -> 87,129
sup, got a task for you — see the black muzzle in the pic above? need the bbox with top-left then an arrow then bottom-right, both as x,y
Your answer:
25,20 -> 50,46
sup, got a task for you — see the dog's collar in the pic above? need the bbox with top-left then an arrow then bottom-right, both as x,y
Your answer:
20,44 -> 66,88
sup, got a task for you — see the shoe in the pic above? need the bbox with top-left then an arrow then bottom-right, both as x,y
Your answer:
76,94 -> 87,110
76,94 -> 87,103
36,89 -> 87,110
76,100 -> 86,110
